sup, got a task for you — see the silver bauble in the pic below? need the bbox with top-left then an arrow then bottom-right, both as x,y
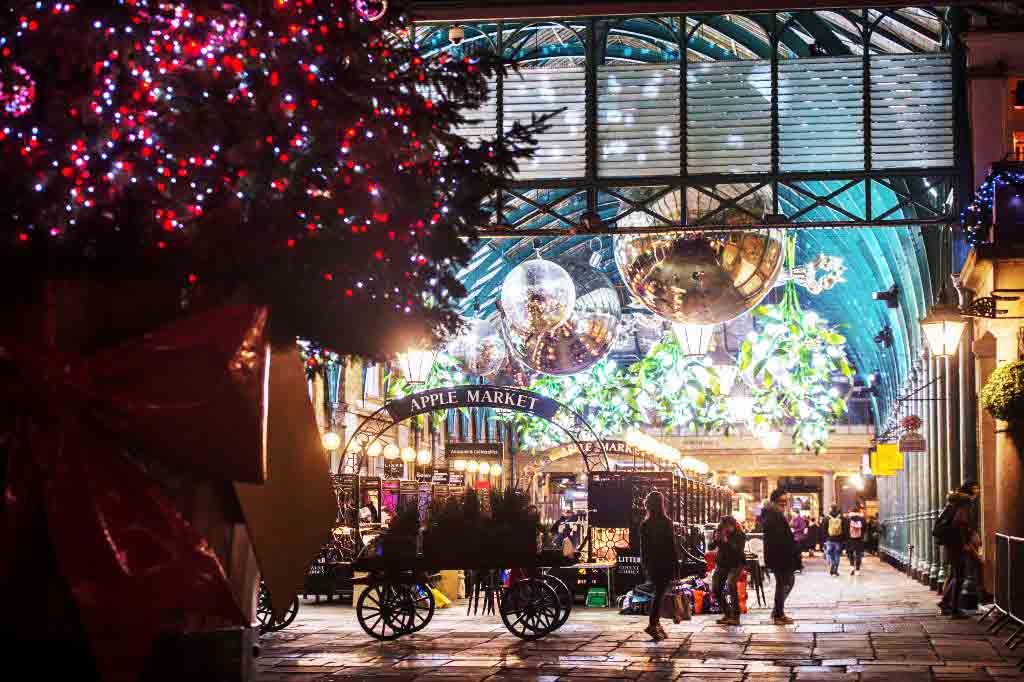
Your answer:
499,258 -> 576,335
448,318 -> 507,377
614,229 -> 784,325
503,259 -> 621,375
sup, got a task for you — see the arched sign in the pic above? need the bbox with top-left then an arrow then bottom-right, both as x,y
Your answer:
341,385 -> 610,481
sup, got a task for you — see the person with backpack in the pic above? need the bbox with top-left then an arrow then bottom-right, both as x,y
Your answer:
640,491 -> 678,640
935,485 -> 975,618
824,505 -> 844,576
710,515 -> 747,626
845,508 -> 866,575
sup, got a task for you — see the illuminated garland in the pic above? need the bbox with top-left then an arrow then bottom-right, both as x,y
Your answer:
962,170 -> 1024,246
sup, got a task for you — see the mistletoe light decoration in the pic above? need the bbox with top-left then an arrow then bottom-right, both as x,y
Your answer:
739,240 -> 852,453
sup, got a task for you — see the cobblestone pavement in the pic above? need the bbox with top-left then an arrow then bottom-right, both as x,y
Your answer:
257,556 -> 1023,681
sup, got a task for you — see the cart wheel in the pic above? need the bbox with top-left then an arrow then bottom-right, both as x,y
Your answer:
256,581 -> 300,633
539,574 -> 573,631
500,578 -> 561,640
407,583 -> 435,633
357,582 -> 415,640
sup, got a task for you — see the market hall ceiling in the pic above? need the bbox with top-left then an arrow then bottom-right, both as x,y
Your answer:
409,5 -> 989,421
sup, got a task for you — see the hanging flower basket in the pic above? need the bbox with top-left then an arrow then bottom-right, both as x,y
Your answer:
900,415 -> 922,432
981,360 -> 1024,423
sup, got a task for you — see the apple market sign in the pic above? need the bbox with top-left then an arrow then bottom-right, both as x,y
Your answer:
385,385 -> 560,422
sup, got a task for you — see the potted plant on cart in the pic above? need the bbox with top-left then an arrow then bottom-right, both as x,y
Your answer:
378,501 -> 421,562
487,488 -> 540,564
422,490 -> 483,565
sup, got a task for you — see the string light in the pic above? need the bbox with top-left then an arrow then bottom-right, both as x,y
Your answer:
961,170 -> 1024,246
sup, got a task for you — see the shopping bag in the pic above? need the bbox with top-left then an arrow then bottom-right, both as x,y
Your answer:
736,581 -> 748,615
692,589 -> 705,615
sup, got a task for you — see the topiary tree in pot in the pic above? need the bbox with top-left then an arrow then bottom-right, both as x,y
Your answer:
981,360 -> 1024,430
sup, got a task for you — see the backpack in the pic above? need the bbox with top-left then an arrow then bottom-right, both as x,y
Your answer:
827,516 -> 843,537
849,518 -> 863,539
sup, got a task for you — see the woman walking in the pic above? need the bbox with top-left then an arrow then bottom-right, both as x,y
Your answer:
640,490 -> 678,640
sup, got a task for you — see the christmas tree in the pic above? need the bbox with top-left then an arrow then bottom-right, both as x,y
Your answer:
0,0 -> 543,356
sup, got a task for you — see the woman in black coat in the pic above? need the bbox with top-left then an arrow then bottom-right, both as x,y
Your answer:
640,490 -> 678,640
761,489 -> 801,624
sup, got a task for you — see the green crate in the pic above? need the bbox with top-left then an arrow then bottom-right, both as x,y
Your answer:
585,587 -> 608,608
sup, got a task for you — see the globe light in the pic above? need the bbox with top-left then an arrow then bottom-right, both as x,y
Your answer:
499,258 -> 577,335
416,449 -> 432,466
728,474 -> 741,487
320,431 -> 341,451
478,461 -> 491,475
452,459 -> 467,472
382,442 -> 400,459
400,446 -> 417,462
397,347 -> 437,384
672,323 -> 715,357
850,473 -> 865,491
367,441 -> 384,458
466,460 -> 479,473
920,302 -> 967,358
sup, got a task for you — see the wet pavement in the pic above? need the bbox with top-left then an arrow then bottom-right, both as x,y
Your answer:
256,555 -> 1023,680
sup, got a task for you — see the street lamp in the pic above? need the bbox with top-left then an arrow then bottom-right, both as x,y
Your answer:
672,323 -> 715,357
400,446 -> 417,463
382,442 -> 400,459
920,301 -> 967,358
397,347 -> 437,384
452,459 -> 467,472
416,449 -> 432,466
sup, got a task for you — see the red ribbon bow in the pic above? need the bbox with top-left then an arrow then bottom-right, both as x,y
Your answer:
1,305 -> 269,682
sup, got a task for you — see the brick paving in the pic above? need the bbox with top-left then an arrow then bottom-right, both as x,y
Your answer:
256,556 -> 1024,681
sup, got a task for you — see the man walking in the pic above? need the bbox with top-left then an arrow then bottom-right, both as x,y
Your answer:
762,489 -> 801,625
824,505 -> 844,576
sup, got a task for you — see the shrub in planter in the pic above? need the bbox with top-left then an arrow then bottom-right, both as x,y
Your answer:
378,500 -> 420,561
422,492 -> 483,565
485,488 -> 538,561
981,360 -> 1024,423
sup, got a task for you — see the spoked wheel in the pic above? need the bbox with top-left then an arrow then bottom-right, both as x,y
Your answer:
256,581 -> 300,634
500,578 -> 561,640
357,581 -> 415,640
539,574 -> 573,631
407,583 -> 435,633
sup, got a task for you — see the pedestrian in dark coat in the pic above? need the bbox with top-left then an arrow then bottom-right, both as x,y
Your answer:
640,490 -> 678,640
761,489 -> 801,624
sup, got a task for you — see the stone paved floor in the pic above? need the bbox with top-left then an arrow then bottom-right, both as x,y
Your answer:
257,556 -> 1024,681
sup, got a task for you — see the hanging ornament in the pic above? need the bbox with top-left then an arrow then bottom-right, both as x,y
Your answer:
354,0 -> 389,22
503,256 -> 621,375
447,318 -> 507,377
499,257 -> 576,335
0,64 -> 35,118
614,191 -> 784,325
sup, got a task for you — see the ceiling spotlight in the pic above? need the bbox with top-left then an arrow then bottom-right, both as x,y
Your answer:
872,284 -> 900,309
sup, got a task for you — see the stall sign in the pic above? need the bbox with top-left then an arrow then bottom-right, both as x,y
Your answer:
431,469 -> 450,484
415,464 -> 433,484
445,442 -> 503,461
899,431 -> 926,453
385,385 -> 559,422
448,471 -> 465,487
382,460 -> 404,480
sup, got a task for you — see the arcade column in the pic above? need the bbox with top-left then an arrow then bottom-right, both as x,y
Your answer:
821,472 -> 835,513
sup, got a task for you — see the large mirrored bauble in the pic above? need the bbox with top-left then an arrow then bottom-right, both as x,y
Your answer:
613,229 -> 784,325
499,259 -> 576,335
448,318 -> 507,377
503,260 -> 621,375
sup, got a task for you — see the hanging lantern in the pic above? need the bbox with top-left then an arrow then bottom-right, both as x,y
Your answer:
466,460 -> 479,473
448,318 -> 507,377
397,347 -> 437,384
707,328 -> 738,394
400,446 -> 417,463
499,258 -> 576,335
367,441 -> 384,458
452,459 -> 467,472
382,442 -> 400,459
920,302 -> 967,358
416,449 -> 432,466
672,323 -> 715,357
502,257 -> 621,375
478,462 -> 491,476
